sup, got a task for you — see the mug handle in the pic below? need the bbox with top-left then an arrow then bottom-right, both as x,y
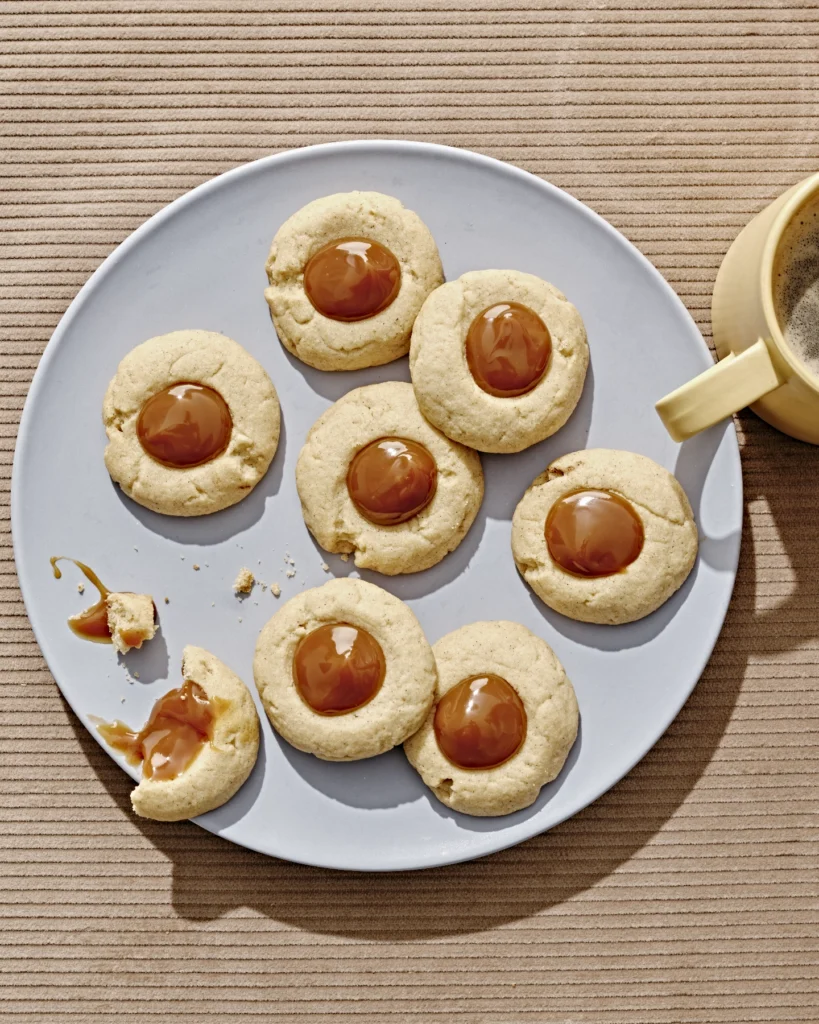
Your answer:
655,339 -> 786,442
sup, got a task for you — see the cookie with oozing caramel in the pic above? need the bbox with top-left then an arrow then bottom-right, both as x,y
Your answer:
254,578 -> 436,761
404,621 -> 578,817
99,645 -> 260,822
103,330 -> 280,517
512,449 -> 698,625
295,382 -> 483,576
410,270 -> 588,453
265,191 -> 443,371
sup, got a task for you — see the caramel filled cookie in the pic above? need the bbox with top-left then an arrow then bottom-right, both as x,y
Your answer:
265,191 -> 443,370
98,645 -> 260,822
404,621 -> 579,816
103,330 -> 280,516
410,269 -> 589,453
296,382 -> 484,575
512,449 -> 698,625
254,578 -> 437,761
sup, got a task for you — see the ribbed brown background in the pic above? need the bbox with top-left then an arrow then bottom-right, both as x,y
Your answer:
2,1 -> 819,1021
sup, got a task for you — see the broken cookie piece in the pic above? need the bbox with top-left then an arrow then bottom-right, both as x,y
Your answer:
233,567 -> 255,594
98,645 -> 260,821
51,557 -> 158,653
106,592 -> 157,655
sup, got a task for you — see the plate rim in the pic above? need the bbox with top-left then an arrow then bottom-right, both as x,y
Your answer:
11,140 -> 743,871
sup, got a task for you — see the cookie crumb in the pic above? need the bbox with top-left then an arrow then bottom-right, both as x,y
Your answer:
180,555 -> 185,560
286,569 -> 296,578
120,697 -> 126,703
271,583 -> 281,597
321,562 -> 330,572
233,567 -> 255,594
133,671 -> 140,679
133,546 -> 138,553
193,564 -> 200,571
238,617 -> 243,623
164,596 -> 169,604
77,583 -> 85,594
340,553 -> 349,562
107,592 -> 156,655
211,602 -> 215,607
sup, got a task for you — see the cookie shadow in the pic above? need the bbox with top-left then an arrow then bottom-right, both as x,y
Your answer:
117,622 -> 170,683
532,558 -> 700,652
302,490 -> 489,603
421,717 -> 583,831
198,729 -> 269,831
276,738 -> 423,810
480,358 -> 595,522
111,417 -> 287,545
282,347 -> 412,402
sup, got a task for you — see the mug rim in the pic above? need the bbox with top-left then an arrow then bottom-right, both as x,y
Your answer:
761,170 -> 819,392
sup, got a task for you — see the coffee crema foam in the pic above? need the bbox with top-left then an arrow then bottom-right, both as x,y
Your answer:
773,195 -> 819,377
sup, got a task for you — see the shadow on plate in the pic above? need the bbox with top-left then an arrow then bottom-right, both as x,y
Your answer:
277,740 -> 423,811
285,348 -> 412,402
480,358 -> 595,522
118,622 -> 170,683
111,416 -> 287,545
302,499 -> 489,602
530,558 -> 700,652
200,730 -> 269,831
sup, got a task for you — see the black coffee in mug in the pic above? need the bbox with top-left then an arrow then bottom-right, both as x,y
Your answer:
774,195 -> 819,376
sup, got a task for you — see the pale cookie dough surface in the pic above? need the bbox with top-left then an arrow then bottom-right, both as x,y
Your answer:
296,382 -> 484,575
265,191 -> 444,371
103,330 -> 280,517
130,645 -> 260,822
106,592 -> 156,655
253,578 -> 437,761
409,269 -> 589,453
512,449 -> 698,625
404,621 -> 579,817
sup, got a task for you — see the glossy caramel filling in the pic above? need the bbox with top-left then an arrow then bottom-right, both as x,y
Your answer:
292,622 -> 386,715
50,556 -> 112,643
347,437 -> 437,526
303,237 -> 401,322
465,302 -> 551,398
137,382 -> 232,468
434,673 -> 527,770
545,489 -> 644,578
98,680 -> 216,781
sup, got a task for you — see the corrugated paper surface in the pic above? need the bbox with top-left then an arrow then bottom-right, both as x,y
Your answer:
2,2 -> 818,1021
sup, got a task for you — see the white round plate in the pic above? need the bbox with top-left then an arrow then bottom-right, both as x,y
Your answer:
12,142 -> 742,871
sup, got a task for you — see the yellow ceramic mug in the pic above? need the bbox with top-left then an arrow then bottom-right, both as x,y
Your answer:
656,172 -> 819,444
